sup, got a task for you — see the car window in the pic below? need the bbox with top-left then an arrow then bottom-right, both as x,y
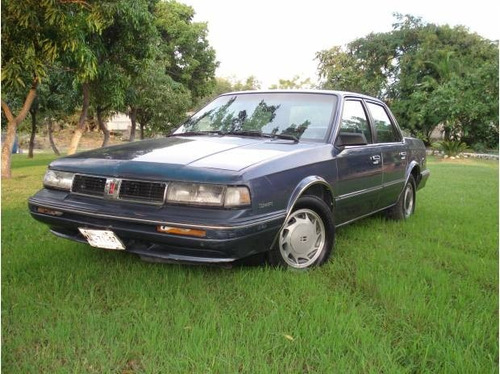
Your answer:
288,105 -> 335,140
338,100 -> 372,144
367,102 -> 401,143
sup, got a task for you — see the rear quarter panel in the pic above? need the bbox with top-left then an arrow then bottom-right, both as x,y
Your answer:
404,137 -> 429,188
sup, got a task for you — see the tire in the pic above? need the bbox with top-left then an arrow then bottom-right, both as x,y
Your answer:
386,175 -> 416,220
269,196 -> 334,269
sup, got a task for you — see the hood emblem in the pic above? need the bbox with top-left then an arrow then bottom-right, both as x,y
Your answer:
105,178 -> 121,199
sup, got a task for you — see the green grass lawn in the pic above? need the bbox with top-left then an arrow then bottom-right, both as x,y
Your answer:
2,154 -> 498,373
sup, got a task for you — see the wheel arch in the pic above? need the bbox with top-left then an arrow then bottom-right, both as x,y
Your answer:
392,161 -> 419,205
286,176 -> 334,214
406,161 -> 421,188
270,176 -> 334,249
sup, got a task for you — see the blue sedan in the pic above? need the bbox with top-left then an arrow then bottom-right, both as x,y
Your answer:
29,90 -> 430,269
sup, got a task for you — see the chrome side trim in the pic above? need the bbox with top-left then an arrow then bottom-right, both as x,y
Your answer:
29,198 -> 286,231
335,185 -> 383,201
335,178 -> 405,202
383,178 -> 405,187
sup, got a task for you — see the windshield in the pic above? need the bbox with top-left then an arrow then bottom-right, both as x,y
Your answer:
175,93 -> 338,142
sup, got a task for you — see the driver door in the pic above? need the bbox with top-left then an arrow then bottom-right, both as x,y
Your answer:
334,99 -> 383,224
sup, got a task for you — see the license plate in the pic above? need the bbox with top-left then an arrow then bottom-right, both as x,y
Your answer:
78,228 -> 125,250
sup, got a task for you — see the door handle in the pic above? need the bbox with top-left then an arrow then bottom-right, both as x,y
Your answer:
399,151 -> 407,160
370,155 -> 381,165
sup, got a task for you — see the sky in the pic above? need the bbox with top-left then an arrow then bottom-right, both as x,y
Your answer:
181,0 -> 499,88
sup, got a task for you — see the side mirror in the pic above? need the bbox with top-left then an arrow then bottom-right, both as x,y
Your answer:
336,132 -> 368,147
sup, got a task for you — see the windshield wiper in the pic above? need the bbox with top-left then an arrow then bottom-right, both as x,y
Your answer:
225,130 -> 271,138
226,130 -> 299,143
168,130 -> 225,137
269,133 -> 299,143
169,130 -> 299,143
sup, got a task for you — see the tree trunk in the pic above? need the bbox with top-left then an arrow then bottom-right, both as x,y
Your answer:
67,82 -> 90,155
129,107 -> 137,142
140,122 -> 145,140
1,118 -> 19,179
48,119 -> 60,156
28,106 -> 37,158
96,106 -> 110,147
1,79 -> 38,178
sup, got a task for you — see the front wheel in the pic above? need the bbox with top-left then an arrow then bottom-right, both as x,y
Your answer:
269,196 -> 334,269
386,175 -> 416,220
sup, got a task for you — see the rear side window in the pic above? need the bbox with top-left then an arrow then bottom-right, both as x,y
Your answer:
339,100 -> 372,144
367,102 -> 401,143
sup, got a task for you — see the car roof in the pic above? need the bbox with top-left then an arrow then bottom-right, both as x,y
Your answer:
218,89 -> 384,103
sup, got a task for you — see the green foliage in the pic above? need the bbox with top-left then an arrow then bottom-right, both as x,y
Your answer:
232,76 -> 261,91
433,140 -> 469,156
269,75 -> 315,90
316,14 -> 499,148
131,60 -> 192,134
88,0 -> 158,121
155,1 -> 218,101
180,75 -> 262,114
123,0 -> 218,134
1,0 -> 105,88
213,75 -> 261,94
2,0 -> 218,139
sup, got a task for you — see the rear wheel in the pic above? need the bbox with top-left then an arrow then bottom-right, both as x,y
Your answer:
269,196 -> 334,269
387,175 -> 416,220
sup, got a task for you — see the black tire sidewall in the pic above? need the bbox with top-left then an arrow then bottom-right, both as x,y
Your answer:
404,176 -> 416,218
388,175 -> 416,220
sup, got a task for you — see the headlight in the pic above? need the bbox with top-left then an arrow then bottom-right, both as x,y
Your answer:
43,170 -> 74,191
167,183 -> 251,207
167,183 -> 225,206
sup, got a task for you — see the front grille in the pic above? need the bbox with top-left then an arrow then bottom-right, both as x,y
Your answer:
119,180 -> 166,203
71,174 -> 166,204
72,175 -> 106,196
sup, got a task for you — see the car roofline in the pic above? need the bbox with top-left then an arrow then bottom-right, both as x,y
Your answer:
216,89 -> 382,102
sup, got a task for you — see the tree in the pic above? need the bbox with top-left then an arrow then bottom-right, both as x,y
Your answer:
232,76 -> 261,91
67,0 -> 157,153
128,60 -> 192,138
316,14 -> 499,147
193,76 -> 261,111
25,65 -> 80,156
125,0 -> 218,138
155,1 -> 218,103
269,75 -> 315,90
1,0 -> 103,177
28,97 -> 39,158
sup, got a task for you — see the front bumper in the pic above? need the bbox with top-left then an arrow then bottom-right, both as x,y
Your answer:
28,190 -> 285,264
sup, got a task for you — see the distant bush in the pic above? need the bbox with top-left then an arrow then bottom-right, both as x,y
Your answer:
433,140 -> 469,156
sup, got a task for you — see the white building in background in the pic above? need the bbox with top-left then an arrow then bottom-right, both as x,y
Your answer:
107,113 -> 133,132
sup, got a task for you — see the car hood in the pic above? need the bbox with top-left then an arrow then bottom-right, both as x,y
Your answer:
53,136 -> 322,174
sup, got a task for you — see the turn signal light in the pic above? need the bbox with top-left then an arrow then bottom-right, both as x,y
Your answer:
156,225 -> 206,238
37,207 -> 63,216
